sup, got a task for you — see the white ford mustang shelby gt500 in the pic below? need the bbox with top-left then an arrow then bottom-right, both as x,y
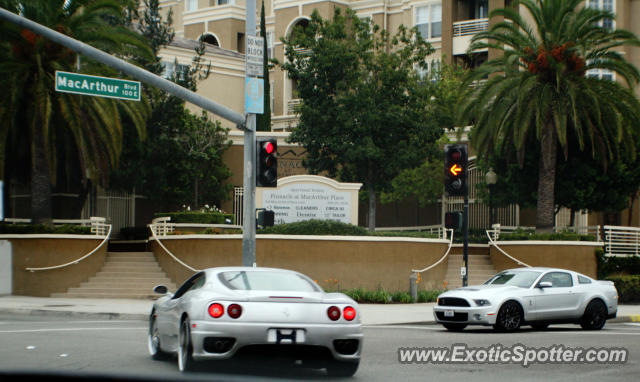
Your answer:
148,267 -> 362,376
434,267 -> 618,331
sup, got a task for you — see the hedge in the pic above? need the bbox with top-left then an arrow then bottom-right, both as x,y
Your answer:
258,220 -> 367,236
498,229 -> 596,242
0,224 -> 92,235
337,288 -> 443,304
605,275 -> 640,303
155,211 -> 234,224
596,249 -> 640,279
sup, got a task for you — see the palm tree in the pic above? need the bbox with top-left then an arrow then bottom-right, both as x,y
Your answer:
459,0 -> 640,232
0,0 -> 150,224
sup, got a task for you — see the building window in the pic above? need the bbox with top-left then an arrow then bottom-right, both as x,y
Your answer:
416,2 -> 442,40
416,59 -> 441,81
266,31 -> 275,59
588,0 -> 614,29
201,33 -> 219,47
475,0 -> 488,19
162,61 -> 189,80
237,32 -> 245,53
587,68 -> 614,81
218,0 -> 229,5
186,0 -> 198,12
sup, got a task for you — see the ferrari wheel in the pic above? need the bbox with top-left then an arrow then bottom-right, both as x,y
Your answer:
494,301 -> 522,332
580,300 -> 607,330
326,360 -> 359,377
178,318 -> 196,372
148,314 -> 168,360
443,323 -> 467,331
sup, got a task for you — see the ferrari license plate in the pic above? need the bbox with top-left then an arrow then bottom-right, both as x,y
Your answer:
444,310 -> 455,317
267,329 -> 306,344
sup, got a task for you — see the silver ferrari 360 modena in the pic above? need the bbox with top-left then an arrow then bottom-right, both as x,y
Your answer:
147,267 -> 362,376
434,267 -> 618,332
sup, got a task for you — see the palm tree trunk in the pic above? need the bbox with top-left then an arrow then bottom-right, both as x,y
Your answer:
31,120 -> 52,225
536,120 -> 557,233
368,183 -> 376,232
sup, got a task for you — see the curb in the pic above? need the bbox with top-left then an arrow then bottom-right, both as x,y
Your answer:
0,308 -> 147,321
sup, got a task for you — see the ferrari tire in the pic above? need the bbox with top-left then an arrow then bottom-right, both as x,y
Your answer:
148,314 -> 169,360
443,323 -> 467,331
178,318 -> 196,372
326,360 -> 359,377
580,300 -> 607,330
494,301 -> 523,332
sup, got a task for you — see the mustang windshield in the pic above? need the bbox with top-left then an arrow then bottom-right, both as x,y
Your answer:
484,271 -> 542,288
219,271 -> 321,292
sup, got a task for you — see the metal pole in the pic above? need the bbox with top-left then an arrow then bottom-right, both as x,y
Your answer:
241,0 -> 257,266
463,193 -> 469,287
0,7 -> 245,127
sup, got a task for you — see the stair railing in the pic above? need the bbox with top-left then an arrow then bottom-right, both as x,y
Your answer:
26,217 -> 112,272
486,224 -> 531,268
148,218 -> 201,273
411,229 -> 455,274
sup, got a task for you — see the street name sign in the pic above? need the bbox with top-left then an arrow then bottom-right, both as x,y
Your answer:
246,35 -> 264,77
55,71 -> 141,101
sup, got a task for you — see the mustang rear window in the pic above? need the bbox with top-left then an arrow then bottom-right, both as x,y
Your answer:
218,271 -> 321,292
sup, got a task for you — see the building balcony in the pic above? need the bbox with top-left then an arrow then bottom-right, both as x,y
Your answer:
452,18 -> 488,55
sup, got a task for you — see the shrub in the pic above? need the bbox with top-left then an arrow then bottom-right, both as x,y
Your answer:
258,219 -> 367,236
605,275 -> 640,303
498,229 -> 595,242
155,211 -> 234,224
391,291 -> 414,303
417,290 -> 442,303
0,224 -> 92,235
597,248 -> 640,279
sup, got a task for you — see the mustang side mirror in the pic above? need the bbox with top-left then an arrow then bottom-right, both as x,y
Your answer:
153,285 -> 169,295
538,281 -> 553,288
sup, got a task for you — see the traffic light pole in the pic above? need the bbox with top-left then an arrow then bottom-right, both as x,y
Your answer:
242,0 -> 257,267
463,193 -> 469,287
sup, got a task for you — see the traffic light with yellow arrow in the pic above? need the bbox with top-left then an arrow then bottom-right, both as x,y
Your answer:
444,144 -> 468,197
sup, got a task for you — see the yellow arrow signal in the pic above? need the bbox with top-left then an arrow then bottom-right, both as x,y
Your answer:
449,164 -> 462,176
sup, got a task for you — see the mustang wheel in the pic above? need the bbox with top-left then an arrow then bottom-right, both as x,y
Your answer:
148,314 -> 168,360
443,323 -> 467,331
178,318 -> 196,372
581,300 -> 607,330
326,360 -> 359,377
494,301 -> 522,332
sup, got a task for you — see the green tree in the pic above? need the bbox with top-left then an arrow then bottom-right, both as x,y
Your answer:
459,0 -> 640,232
277,9 -> 440,230
256,0 -> 271,131
0,0 -> 150,224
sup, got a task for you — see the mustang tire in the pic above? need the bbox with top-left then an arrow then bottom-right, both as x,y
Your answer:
443,323 -> 467,331
178,318 -> 196,372
326,360 -> 359,377
580,300 -> 607,330
148,314 -> 169,360
494,301 -> 523,332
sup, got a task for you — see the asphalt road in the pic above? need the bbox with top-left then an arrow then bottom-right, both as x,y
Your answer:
0,314 -> 639,381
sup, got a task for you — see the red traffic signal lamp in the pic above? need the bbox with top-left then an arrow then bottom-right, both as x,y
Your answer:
444,144 -> 468,196
256,138 -> 277,187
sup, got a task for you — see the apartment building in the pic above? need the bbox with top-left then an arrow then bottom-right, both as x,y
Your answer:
153,0 -> 640,228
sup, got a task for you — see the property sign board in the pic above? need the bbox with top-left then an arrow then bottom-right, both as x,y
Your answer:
55,71 -> 141,101
245,77 -> 264,114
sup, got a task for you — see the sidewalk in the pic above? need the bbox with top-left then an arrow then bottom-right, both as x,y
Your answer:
0,295 -> 638,325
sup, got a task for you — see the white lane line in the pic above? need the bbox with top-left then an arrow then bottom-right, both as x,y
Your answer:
0,327 -> 145,334
542,331 -> 640,336
624,323 -> 640,327
363,325 -> 442,330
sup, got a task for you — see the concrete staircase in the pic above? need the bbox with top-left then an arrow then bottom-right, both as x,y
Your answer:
445,245 -> 497,289
51,252 -> 177,299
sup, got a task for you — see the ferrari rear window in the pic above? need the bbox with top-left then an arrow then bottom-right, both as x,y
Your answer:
218,271 -> 321,292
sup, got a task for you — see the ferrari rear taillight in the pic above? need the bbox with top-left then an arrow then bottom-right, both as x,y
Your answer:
208,303 -> 224,318
343,306 -> 356,321
227,304 -> 242,319
327,306 -> 341,321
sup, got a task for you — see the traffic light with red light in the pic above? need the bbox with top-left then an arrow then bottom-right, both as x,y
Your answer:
256,138 -> 277,187
444,144 -> 468,196
445,211 -> 463,230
